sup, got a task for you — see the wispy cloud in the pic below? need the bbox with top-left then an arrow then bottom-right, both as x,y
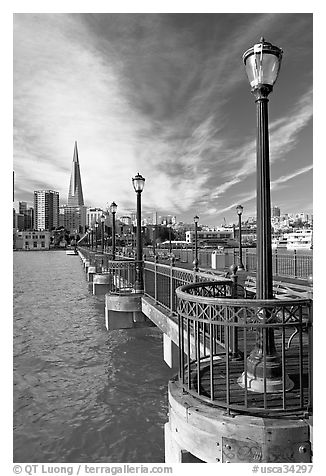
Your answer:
13,13 -> 313,223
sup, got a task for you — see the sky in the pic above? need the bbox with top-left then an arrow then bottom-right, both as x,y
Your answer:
13,12 -> 313,226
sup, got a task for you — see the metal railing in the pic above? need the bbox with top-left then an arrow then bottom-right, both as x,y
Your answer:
143,258 -> 228,316
78,247 -> 138,293
176,281 -> 312,417
155,247 -> 312,279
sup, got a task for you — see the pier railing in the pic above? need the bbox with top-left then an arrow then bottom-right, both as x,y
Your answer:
143,258 -> 228,316
176,281 -> 312,417
151,248 -> 312,280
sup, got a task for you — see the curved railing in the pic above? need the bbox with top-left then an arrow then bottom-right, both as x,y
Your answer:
176,281 -> 312,417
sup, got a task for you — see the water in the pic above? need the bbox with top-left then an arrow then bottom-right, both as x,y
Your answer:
13,251 -> 175,463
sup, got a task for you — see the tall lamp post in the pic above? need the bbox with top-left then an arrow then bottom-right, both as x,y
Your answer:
101,215 -> 105,254
94,222 -> 99,252
132,173 -> 145,292
240,38 -> 292,392
91,227 -> 94,250
110,202 -> 117,260
152,226 -> 156,256
236,205 -> 244,270
168,225 -> 172,254
193,215 -> 199,272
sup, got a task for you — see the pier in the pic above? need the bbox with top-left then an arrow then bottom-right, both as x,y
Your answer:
76,246 -> 313,464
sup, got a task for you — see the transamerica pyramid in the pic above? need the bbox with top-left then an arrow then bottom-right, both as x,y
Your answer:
68,141 -> 84,207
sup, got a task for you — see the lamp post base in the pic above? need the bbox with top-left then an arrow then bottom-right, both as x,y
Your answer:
134,281 -> 144,293
237,371 -> 294,393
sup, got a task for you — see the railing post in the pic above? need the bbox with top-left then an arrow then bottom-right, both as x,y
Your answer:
229,265 -> 242,361
294,249 -> 297,278
154,255 -> 158,304
170,255 -> 175,315
274,249 -> 278,276
244,248 -> 248,271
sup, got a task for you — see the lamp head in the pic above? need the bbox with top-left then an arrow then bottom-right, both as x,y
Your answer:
243,37 -> 283,91
110,201 -> 118,214
236,205 -> 243,216
194,215 -> 199,224
132,172 -> 145,193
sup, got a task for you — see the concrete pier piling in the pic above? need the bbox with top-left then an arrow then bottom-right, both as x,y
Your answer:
165,379 -> 311,463
105,292 -> 152,330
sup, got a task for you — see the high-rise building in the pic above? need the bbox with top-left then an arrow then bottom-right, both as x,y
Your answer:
34,190 -> 59,230
59,205 -> 86,234
18,201 -> 34,230
272,205 -> 281,217
68,141 -> 84,207
60,142 -> 87,233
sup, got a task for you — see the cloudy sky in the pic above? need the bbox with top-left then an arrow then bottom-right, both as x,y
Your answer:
13,13 -> 312,225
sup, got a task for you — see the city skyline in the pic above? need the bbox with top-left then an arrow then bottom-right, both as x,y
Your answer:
13,13 -> 312,225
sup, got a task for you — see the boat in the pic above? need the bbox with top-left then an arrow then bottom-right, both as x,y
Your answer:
286,230 -> 313,250
272,236 -> 288,250
66,248 -> 78,255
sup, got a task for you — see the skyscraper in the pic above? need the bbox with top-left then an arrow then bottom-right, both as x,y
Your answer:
62,142 -> 86,233
34,190 -> 59,230
68,141 -> 84,207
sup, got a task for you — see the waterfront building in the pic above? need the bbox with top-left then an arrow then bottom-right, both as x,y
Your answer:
14,230 -> 51,250
185,228 -> 234,247
33,190 -> 59,230
86,207 -> 105,228
120,216 -> 132,226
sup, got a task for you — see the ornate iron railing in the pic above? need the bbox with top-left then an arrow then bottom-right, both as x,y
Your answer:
176,281 -> 312,417
143,259 -> 228,315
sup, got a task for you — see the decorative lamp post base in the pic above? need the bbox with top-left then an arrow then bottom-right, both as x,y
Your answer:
237,346 -> 294,393
237,371 -> 294,393
134,281 -> 144,293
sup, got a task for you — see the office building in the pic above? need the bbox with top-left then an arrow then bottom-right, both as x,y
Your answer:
34,190 -> 59,230
68,141 -> 84,207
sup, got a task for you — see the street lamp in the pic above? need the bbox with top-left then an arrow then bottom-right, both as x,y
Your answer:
236,205 -> 244,270
193,215 -> 199,272
90,227 -> 94,250
168,225 -> 172,254
101,214 -> 105,254
240,38 -> 292,392
94,222 -> 99,252
152,226 -> 156,256
110,202 -> 118,260
132,173 -> 145,291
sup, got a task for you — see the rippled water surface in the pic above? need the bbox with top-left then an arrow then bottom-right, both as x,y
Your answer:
13,251 -> 174,463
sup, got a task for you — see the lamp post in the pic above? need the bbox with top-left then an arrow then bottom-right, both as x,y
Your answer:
101,215 -> 105,254
91,227 -> 94,250
152,226 -> 156,256
193,215 -> 199,272
236,205 -> 244,270
94,222 -> 99,252
132,173 -> 145,292
240,38 -> 292,392
168,225 -> 172,254
110,202 -> 117,260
